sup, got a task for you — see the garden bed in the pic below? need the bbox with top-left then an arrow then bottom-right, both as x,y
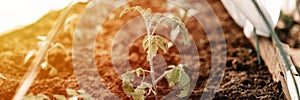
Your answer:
0,0 -> 285,99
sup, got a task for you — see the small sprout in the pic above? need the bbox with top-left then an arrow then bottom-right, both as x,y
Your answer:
37,36 -> 47,41
64,14 -> 80,33
40,62 -> 48,69
23,50 -> 37,65
23,93 -> 50,100
42,42 -> 68,76
53,94 -> 67,100
49,67 -> 58,76
66,88 -> 79,96
53,89 -> 93,100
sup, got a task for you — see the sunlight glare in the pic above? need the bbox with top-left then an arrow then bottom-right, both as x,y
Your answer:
0,0 -> 81,33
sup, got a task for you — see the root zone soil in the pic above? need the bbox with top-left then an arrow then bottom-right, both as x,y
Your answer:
0,0 -> 285,99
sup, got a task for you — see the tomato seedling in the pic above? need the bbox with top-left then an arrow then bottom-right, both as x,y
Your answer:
120,6 -> 191,100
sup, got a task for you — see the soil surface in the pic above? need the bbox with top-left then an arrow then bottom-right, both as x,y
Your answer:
0,0 -> 285,99
277,21 -> 300,48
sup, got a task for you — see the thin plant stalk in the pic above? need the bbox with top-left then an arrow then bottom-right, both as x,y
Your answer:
142,12 -> 158,100
253,28 -> 261,65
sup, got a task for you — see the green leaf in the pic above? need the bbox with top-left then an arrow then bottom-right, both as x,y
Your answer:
158,17 -> 170,28
140,82 -> 153,96
23,93 -> 34,100
24,93 -> 50,100
132,88 -> 146,100
153,13 -> 161,19
36,94 -> 50,100
164,65 -> 191,98
53,95 -> 67,100
66,88 -> 78,96
23,50 -> 36,64
149,44 -> 158,59
164,67 -> 181,87
122,81 -> 135,96
142,36 -> 149,51
49,67 -> 58,76
150,13 -> 161,24
179,24 -> 189,45
144,8 -> 152,16
121,71 -> 135,82
177,68 -> 190,97
135,88 -> 146,95
169,17 -> 189,45
121,70 -> 152,100
156,37 -> 167,53
171,21 -> 180,30
122,78 -> 149,100
170,24 -> 180,41
156,35 -> 168,42
132,95 -> 145,100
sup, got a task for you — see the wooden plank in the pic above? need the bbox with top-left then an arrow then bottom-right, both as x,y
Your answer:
290,48 -> 300,74
249,36 -> 300,100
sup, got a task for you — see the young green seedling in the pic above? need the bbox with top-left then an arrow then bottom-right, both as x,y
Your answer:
24,36 -> 69,76
39,36 -> 69,76
24,88 -> 93,100
119,6 -> 191,100
23,93 -> 50,100
43,43 -> 68,76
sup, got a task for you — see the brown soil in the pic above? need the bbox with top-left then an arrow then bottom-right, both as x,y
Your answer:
0,0 -> 285,99
277,22 -> 300,48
